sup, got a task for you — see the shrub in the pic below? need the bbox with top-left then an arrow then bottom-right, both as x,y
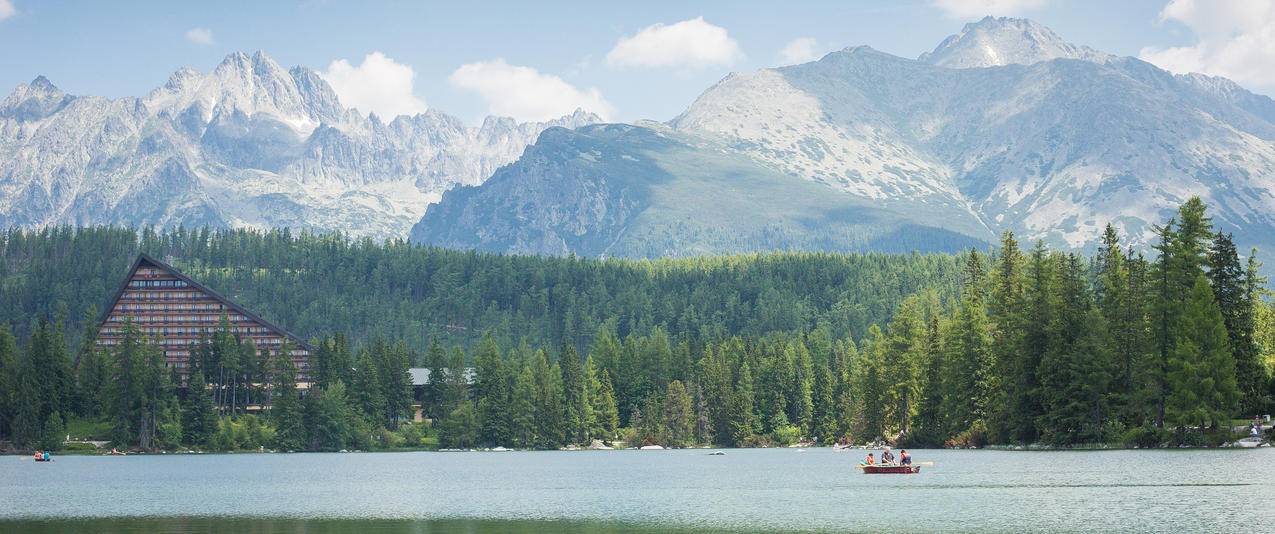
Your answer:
771,425 -> 801,446
62,442 -> 98,452
209,415 -> 277,451
397,422 -> 423,448
377,428 -> 406,449
944,420 -> 987,449
1121,426 -> 1169,448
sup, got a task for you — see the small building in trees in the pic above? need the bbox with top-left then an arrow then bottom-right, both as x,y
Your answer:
95,253 -> 312,383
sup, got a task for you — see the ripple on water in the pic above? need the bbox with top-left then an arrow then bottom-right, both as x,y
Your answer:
1,448 -> 1271,532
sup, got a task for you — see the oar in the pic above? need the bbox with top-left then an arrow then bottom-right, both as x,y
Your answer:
914,461 -> 934,467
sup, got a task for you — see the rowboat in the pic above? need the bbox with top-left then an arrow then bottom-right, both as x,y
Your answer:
859,464 -> 920,474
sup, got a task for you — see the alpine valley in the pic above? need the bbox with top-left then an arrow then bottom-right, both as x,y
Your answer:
7,17 -> 1275,258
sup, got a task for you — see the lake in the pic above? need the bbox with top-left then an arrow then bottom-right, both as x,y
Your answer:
1,448 -> 1271,533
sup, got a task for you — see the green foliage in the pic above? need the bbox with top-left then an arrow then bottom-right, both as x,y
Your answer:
209,415 -> 274,451
38,411 -> 65,451
438,401 -> 480,449
1,197 -> 1269,452
0,226 -> 964,354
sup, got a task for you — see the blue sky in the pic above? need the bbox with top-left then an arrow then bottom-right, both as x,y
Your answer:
0,0 -> 1267,124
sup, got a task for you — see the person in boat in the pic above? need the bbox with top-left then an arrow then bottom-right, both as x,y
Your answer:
33,450 -> 42,461
863,453 -> 875,466
880,447 -> 895,465
42,451 -> 50,461
899,449 -> 911,466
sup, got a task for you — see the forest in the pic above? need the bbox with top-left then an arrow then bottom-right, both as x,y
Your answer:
1,198 -> 1273,452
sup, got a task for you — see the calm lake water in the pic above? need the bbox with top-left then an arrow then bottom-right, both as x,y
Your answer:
1,448 -> 1271,533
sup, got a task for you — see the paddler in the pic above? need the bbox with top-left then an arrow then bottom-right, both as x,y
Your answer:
881,446 -> 895,465
863,452 -> 875,466
899,449 -> 911,466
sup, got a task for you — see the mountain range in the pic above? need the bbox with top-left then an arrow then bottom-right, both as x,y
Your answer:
6,17 -> 1275,260
415,16 -> 1275,258
0,51 -> 598,239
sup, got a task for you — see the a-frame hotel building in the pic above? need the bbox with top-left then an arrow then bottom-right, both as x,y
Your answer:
95,253 -> 312,382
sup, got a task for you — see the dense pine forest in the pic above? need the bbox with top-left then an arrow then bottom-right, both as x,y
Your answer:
1,198 -> 1273,452
0,226 -> 963,351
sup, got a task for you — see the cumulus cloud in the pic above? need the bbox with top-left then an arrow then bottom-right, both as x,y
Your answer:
780,37 -> 820,65
931,0 -> 1047,19
0,0 -> 17,21
449,59 -> 612,122
606,17 -> 743,69
185,28 -> 215,45
321,52 -> 428,119
1139,0 -> 1275,91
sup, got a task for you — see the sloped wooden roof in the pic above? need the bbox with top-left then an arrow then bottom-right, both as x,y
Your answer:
97,253 -> 315,352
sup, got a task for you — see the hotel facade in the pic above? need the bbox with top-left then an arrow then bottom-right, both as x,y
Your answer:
95,254 -> 311,382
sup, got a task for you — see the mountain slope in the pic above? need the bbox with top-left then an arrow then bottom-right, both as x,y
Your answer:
410,124 -> 990,257
0,52 -> 599,239
669,24 -> 1275,252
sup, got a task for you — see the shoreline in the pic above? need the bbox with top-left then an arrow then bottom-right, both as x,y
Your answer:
6,441 -> 1269,457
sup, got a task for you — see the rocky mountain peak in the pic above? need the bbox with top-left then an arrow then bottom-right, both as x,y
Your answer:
919,16 -> 1112,68
1,75 -> 72,120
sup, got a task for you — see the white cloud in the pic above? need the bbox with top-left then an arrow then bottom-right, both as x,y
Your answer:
1139,0 -> 1275,91
321,52 -> 428,119
931,0 -> 1047,19
0,0 -> 17,21
449,59 -> 612,122
606,17 -> 743,69
780,37 -> 820,65
184,28 -> 214,45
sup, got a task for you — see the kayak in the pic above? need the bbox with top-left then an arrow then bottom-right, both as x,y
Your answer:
859,464 -> 919,474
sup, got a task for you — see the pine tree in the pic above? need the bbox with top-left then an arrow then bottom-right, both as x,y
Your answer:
1165,275 -> 1239,437
790,341 -> 815,437
832,338 -> 858,440
443,346 -> 469,415
699,343 -> 735,445
757,345 -> 791,434
422,339 -> 448,419
586,357 -> 619,440
987,231 -> 1025,442
727,361 -> 758,446
560,344 -> 589,445
941,253 -> 994,437
509,365 -> 537,448
811,362 -> 837,444
0,326 -> 17,442
73,304 -> 106,418
662,380 -> 694,447
182,358 -> 218,447
854,325 -> 888,442
269,343 -> 305,451
439,400 -> 480,449
351,350 -> 385,425
911,309 -> 946,446
473,334 -> 510,446
532,350 -> 565,448
1207,235 -> 1262,415
373,340 -> 413,430
1036,255 -> 1112,445
883,296 -> 926,440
